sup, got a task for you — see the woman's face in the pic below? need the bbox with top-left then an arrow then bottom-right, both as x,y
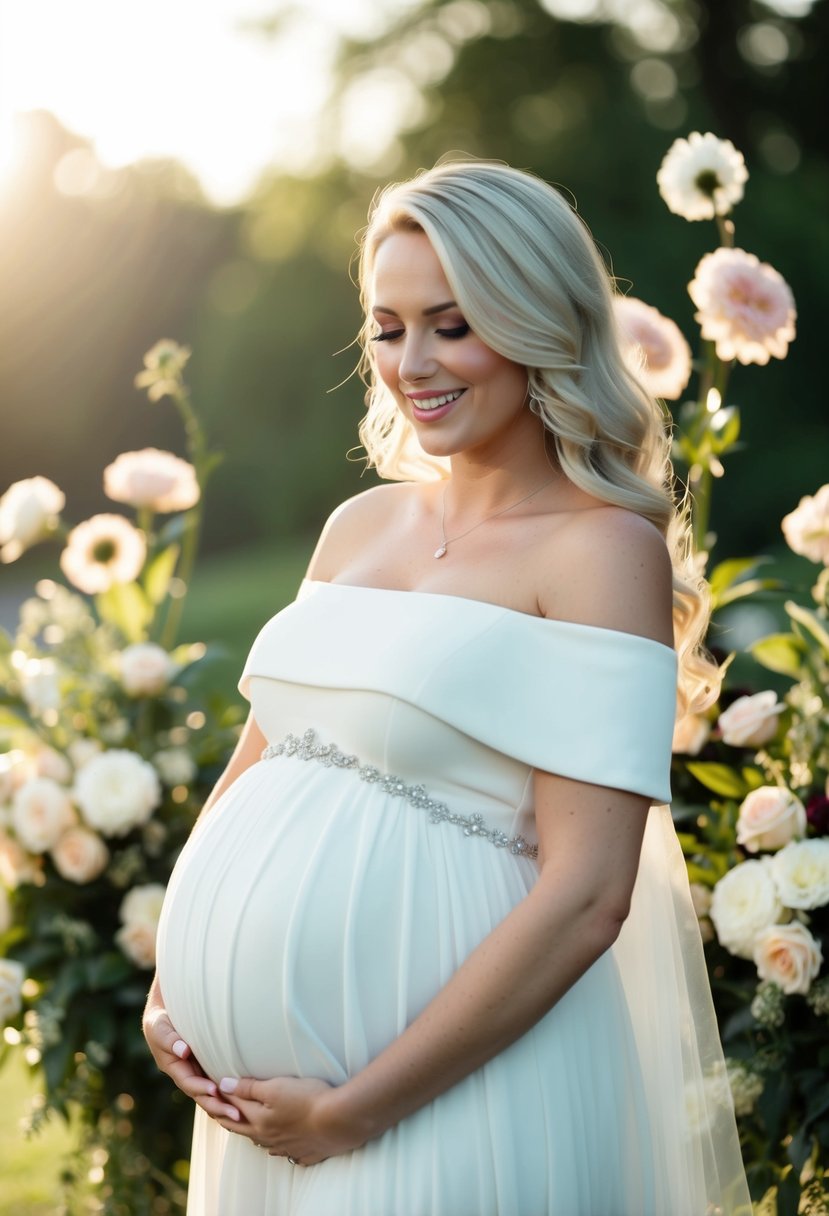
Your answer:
368,229 -> 529,461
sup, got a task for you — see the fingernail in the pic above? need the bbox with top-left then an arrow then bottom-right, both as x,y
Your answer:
172,1040 -> 189,1058
206,1082 -> 217,1096
224,1106 -> 241,1121
219,1077 -> 237,1094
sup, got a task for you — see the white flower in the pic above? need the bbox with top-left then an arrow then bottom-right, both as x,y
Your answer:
613,296 -> 692,401
20,658 -> 61,716
59,513 -> 146,595
152,747 -> 197,786
67,738 -> 104,769
688,246 -> 796,367
104,448 -> 199,513
0,958 -> 25,1023
51,826 -> 110,884
753,922 -> 822,995
119,643 -> 176,697
736,786 -> 806,853
781,484 -> 829,565
0,831 -> 41,888
725,1059 -> 764,1117
689,882 -> 714,943
710,858 -> 783,959
657,132 -> 748,222
718,691 -> 785,748
33,747 -> 72,785
672,713 -> 710,755
134,339 -> 191,403
116,882 -> 166,968
0,885 -> 11,935
73,750 -> 161,838
0,476 -> 65,563
770,839 -> 829,910
11,778 -> 75,854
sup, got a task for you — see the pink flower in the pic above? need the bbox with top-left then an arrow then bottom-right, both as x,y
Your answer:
104,448 -> 199,513
688,247 -> 796,366
59,514 -> 146,595
613,297 -> 692,401
781,484 -> 829,565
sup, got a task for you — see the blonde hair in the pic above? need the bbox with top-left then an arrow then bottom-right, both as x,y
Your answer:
356,159 -> 718,717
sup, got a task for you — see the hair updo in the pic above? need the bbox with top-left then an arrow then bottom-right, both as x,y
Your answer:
355,159 -> 719,719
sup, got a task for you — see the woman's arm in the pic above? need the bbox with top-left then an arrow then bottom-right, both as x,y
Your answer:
217,509 -> 677,1162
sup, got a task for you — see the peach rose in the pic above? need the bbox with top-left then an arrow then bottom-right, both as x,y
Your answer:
0,831 -> 41,888
51,827 -> 109,884
11,778 -> 75,854
119,643 -> 176,697
753,922 -> 822,995
736,786 -> 806,853
115,883 -> 166,969
718,691 -> 784,748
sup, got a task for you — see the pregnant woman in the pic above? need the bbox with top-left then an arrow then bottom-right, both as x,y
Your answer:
144,159 -> 750,1215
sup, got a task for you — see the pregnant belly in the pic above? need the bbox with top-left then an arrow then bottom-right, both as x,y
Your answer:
156,758 -> 530,1085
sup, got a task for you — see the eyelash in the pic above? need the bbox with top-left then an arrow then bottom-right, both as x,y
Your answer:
370,323 -> 470,344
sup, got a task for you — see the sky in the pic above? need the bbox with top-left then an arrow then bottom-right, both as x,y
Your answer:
0,0 -> 413,207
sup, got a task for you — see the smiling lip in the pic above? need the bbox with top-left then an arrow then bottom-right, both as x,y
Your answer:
405,388 -> 465,400
407,388 -> 466,423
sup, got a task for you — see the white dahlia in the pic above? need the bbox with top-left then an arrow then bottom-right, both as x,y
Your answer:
59,514 -> 146,595
104,448 -> 199,513
73,749 -> 161,838
657,132 -> 748,222
0,476 -> 65,563
781,484 -> 829,565
613,296 -> 692,400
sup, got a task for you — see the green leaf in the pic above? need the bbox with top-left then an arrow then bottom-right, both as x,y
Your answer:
708,556 -> 766,601
714,577 -> 785,609
709,405 -> 740,451
741,767 -> 767,791
750,633 -> 805,678
95,581 -> 152,643
85,952 -> 132,991
144,543 -> 180,605
776,1165 -> 802,1216
685,762 -> 748,798
786,600 -> 829,656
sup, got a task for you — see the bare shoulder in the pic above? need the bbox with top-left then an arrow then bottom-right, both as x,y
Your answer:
537,505 -> 675,647
305,482 -> 419,582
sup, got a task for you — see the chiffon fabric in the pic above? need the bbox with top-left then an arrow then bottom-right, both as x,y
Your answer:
155,578 -> 751,1216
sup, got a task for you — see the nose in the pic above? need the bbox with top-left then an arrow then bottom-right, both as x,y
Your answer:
397,332 -> 438,384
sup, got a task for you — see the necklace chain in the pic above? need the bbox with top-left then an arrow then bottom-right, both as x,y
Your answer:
434,476 -> 556,559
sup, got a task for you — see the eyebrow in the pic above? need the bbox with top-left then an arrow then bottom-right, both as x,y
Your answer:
372,301 -> 459,318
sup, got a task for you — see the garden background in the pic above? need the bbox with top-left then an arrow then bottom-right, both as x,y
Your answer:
1,0 -> 828,1212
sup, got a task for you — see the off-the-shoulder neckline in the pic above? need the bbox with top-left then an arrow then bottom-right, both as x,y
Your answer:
300,578 -> 677,656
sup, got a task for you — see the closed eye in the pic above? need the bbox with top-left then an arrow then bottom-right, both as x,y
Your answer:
370,323 -> 470,343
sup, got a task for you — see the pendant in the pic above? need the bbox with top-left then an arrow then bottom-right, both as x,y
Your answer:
434,545 -> 447,559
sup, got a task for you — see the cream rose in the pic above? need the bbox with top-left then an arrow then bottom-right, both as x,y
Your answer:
73,750 -> 161,838
67,738 -> 104,769
0,831 -> 41,887
672,713 -> 711,755
718,691 -> 784,748
33,747 -> 72,784
0,958 -> 25,1023
119,643 -> 176,697
0,476 -> 65,562
11,778 -> 75,854
770,839 -> 829,910
152,747 -> 197,786
104,448 -> 199,513
51,827 -> 110,884
736,786 -> 806,853
781,484 -> 829,566
753,922 -> 822,995
710,859 -> 783,959
116,883 -> 166,969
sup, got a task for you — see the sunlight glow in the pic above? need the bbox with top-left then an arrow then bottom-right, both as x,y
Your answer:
0,0 -> 409,208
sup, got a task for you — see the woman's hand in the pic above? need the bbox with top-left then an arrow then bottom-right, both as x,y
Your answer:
215,1075 -> 366,1165
142,978 -> 242,1125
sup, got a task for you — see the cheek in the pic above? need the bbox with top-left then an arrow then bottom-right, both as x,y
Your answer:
457,343 -> 525,394
372,346 -> 401,391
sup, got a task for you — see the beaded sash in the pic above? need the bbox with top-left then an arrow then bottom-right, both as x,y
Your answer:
260,728 -> 538,861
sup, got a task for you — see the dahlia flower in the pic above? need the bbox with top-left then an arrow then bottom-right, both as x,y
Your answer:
613,296 -> 692,400
688,247 -> 796,366
657,132 -> 748,222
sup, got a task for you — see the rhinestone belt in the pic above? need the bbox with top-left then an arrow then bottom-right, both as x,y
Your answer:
260,728 -> 538,860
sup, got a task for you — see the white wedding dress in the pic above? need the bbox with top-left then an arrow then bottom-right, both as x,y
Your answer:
155,578 -> 751,1216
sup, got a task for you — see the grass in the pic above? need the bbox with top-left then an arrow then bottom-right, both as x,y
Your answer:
0,1055 -> 74,1215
